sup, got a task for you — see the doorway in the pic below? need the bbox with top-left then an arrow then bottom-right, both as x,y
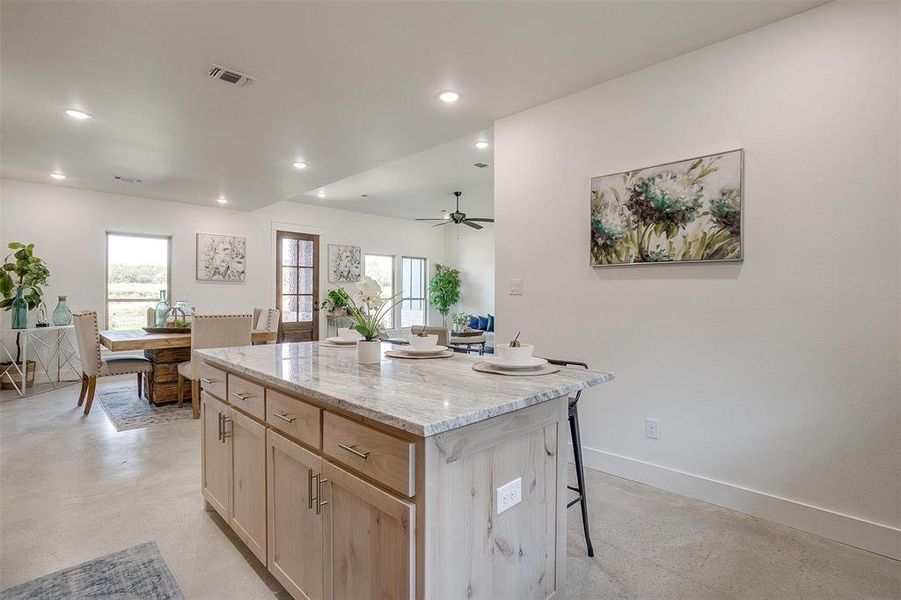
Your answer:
276,231 -> 319,342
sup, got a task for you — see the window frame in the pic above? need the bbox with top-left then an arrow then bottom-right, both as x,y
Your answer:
363,252 -> 397,329
104,231 -> 172,330
400,256 -> 428,328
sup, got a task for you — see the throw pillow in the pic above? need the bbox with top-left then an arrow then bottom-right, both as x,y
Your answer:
487,314 -> 494,332
469,315 -> 480,330
477,316 -> 489,331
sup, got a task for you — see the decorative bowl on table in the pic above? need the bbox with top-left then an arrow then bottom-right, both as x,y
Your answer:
142,325 -> 191,334
408,334 -> 439,350
495,342 -> 535,365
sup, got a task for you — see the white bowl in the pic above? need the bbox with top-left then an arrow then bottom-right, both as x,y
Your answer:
408,334 -> 438,350
495,343 -> 535,365
338,327 -> 363,341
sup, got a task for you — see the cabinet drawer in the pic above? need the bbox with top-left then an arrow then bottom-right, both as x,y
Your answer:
227,374 -> 265,420
266,389 -> 321,448
198,362 -> 227,400
323,412 -> 414,497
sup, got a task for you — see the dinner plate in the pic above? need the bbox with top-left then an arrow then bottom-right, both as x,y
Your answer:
325,336 -> 358,345
395,345 -> 448,355
482,356 -> 548,370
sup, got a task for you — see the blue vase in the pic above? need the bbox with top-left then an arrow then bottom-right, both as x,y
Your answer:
10,286 -> 27,329
52,295 -> 72,326
155,290 -> 169,327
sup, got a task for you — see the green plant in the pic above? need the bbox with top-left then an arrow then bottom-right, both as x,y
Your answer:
428,264 -> 460,324
345,277 -> 404,341
451,312 -> 471,330
320,287 -> 350,312
1,242 -> 50,312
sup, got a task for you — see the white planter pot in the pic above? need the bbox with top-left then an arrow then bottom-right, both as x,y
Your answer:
356,340 -> 381,365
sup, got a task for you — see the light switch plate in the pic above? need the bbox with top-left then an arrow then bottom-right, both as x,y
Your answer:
497,477 -> 522,515
509,279 -> 523,295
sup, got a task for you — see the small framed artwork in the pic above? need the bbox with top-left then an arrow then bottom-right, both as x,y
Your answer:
590,149 -> 743,266
328,244 -> 362,282
196,233 -> 246,281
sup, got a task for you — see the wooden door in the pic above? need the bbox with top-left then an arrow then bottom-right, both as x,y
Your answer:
322,460 -> 415,600
201,392 -> 229,520
277,231 -> 319,342
267,430 -> 326,600
229,407 -> 268,565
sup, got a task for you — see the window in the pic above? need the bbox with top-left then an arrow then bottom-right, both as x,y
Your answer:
277,232 -> 318,334
364,254 -> 395,329
400,257 -> 427,327
106,233 -> 171,329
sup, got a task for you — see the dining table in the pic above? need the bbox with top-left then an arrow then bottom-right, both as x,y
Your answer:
99,329 -> 278,405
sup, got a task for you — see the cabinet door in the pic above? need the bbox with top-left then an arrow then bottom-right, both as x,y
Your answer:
267,430 -> 325,600
201,392 -> 229,519
322,460 -> 415,600
228,407 -> 268,564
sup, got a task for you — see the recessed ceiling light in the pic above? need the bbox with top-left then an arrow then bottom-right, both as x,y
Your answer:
217,196 -> 228,204
292,161 -> 307,170
49,173 -> 66,180
317,190 -> 326,198
64,109 -> 93,120
475,140 -> 489,149
438,91 -> 460,103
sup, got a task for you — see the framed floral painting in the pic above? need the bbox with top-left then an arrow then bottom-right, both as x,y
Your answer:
196,233 -> 246,281
590,149 -> 743,266
328,244 -> 361,282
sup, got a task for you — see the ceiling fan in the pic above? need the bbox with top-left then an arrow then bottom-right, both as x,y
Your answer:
416,191 -> 494,230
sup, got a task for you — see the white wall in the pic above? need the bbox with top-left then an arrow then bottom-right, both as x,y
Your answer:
494,1 -> 899,558
0,178 -> 445,339
444,223 -> 495,318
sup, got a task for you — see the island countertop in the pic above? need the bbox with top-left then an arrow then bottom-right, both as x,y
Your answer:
196,342 -> 613,436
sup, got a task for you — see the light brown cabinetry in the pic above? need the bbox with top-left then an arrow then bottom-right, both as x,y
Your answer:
201,392 -> 230,519
323,460 -> 415,600
229,408 -> 268,564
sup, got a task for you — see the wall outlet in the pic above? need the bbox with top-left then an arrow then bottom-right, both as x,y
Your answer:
645,418 -> 660,440
508,279 -> 523,295
496,477 -> 522,515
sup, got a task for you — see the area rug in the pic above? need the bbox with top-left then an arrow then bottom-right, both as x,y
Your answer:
0,541 -> 184,600
97,385 -> 194,432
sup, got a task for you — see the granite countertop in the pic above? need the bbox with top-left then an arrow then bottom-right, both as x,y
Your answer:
196,342 -> 613,437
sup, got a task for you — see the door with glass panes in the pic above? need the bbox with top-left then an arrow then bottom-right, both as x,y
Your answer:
276,231 -> 319,342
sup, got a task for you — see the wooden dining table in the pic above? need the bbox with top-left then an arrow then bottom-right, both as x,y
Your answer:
99,329 -> 278,405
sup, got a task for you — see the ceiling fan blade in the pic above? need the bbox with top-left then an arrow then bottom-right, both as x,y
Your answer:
462,221 -> 483,230
465,218 -> 494,223
432,221 -> 451,227
415,218 -> 446,221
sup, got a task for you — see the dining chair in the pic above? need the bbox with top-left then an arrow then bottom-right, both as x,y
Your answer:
252,307 -> 281,343
410,325 -> 449,346
146,307 -> 155,327
177,314 -> 252,419
544,357 -> 595,557
72,311 -> 152,416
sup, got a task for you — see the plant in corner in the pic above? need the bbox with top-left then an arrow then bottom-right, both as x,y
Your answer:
344,277 -> 403,364
428,264 -> 460,327
0,242 -> 50,389
320,287 -> 351,316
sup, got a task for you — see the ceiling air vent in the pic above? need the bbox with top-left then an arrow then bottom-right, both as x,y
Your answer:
473,162 -> 490,169
113,175 -> 143,184
208,63 -> 255,87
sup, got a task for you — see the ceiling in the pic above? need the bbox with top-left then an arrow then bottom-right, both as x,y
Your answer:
0,1 -> 823,214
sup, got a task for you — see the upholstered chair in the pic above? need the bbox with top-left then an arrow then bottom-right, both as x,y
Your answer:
146,307 -> 155,327
72,311 -> 152,415
252,307 -> 281,343
411,325 -> 449,346
177,314 -> 252,419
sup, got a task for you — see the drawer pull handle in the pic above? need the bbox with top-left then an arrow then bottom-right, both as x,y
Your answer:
199,377 -> 220,384
308,469 -> 314,510
221,416 -> 232,441
337,442 -> 370,459
230,392 -> 252,401
217,412 -> 224,442
273,411 -> 296,423
315,474 -> 329,515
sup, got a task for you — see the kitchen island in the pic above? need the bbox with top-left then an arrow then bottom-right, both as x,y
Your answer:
196,342 -> 612,600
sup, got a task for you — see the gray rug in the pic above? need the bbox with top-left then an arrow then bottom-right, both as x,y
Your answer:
0,541 -> 184,600
97,386 -> 193,432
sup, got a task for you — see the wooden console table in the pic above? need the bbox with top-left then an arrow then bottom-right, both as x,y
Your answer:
99,329 -> 277,405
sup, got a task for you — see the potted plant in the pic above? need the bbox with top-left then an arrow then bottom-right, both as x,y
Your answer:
451,312 -> 471,334
428,264 -> 461,327
320,288 -> 351,316
0,242 -> 50,389
344,277 -> 403,364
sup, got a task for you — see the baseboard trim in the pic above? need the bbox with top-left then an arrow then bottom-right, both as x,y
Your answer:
574,445 -> 900,561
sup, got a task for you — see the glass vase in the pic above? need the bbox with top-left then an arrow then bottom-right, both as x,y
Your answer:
52,295 -> 72,326
10,286 -> 28,329
155,290 -> 170,327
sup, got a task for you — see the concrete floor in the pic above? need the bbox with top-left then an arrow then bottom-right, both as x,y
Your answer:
1,376 -> 898,599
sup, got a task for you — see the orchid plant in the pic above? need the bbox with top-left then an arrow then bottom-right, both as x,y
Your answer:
345,276 -> 404,341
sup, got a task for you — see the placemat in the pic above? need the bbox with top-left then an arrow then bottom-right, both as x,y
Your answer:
472,362 -> 560,376
385,350 -> 454,360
